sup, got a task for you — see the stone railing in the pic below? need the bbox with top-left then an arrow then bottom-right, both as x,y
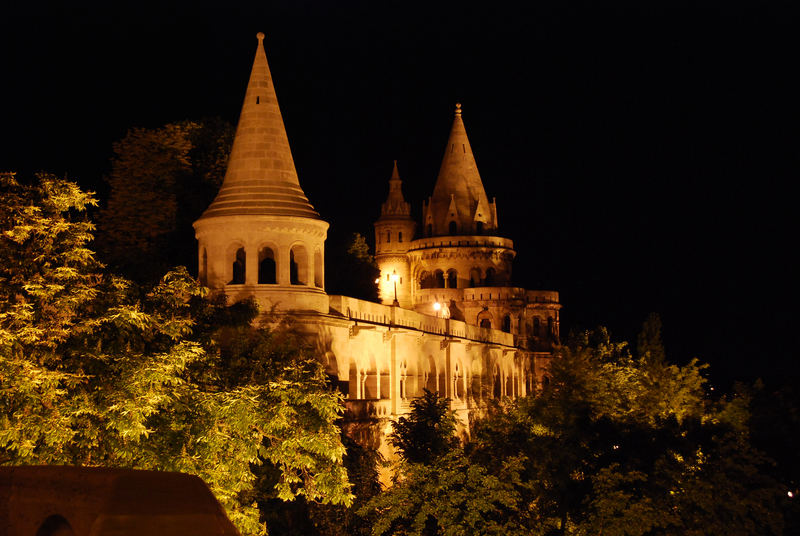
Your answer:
328,295 -> 514,346
344,398 -> 393,420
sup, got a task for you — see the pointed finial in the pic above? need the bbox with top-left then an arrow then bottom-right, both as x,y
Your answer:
256,32 -> 265,42
455,102 -> 462,116
391,159 -> 400,180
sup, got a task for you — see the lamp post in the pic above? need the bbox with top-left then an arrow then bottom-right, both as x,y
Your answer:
391,271 -> 399,306
433,301 -> 441,317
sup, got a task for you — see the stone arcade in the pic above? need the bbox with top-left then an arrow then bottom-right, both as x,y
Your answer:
193,33 -> 562,456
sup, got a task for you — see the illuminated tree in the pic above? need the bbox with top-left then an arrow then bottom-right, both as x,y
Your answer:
0,173 -> 351,536
469,326 -> 785,535
96,118 -> 233,282
389,388 -> 458,464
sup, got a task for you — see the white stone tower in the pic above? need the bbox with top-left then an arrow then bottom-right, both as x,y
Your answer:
194,33 -> 329,314
374,161 -> 415,308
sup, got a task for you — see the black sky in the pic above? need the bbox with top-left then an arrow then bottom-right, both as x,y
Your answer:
1,1 -> 797,388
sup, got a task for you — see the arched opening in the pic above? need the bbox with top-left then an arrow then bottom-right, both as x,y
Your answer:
200,248 -> 208,286
348,360 -> 360,399
399,360 -> 408,399
493,367 -> 501,398
425,356 -> 438,393
484,267 -> 496,286
364,359 -> 379,399
230,247 -> 245,284
448,221 -> 458,235
426,223 -> 432,236
469,267 -> 481,287
386,230 -> 391,242
314,249 -> 323,287
478,310 -> 492,330
36,515 -> 75,536
471,372 -> 481,401
534,317 -> 541,337
380,365 -> 390,399
399,231 -> 403,242
434,270 -> 445,288
476,221 -> 484,234
548,316 -> 555,337
446,269 -> 458,289
505,372 -> 513,398
502,314 -> 512,333
258,246 -> 276,284
453,361 -> 464,400
290,244 -> 308,285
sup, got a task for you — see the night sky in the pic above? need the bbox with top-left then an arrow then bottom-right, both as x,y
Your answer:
2,2 -> 797,389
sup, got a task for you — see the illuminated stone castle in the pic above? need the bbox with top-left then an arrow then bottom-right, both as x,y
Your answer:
194,33 -> 561,452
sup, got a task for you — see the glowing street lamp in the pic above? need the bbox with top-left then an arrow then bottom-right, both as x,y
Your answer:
433,301 -> 441,317
391,271 -> 399,306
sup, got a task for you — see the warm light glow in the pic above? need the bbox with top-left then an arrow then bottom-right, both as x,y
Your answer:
433,301 -> 441,311
789,491 -> 795,498
374,278 -> 380,284
391,272 -> 399,283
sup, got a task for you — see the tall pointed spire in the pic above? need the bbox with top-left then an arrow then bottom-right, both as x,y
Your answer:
379,160 -> 411,218
428,103 -> 495,235
200,32 -> 320,219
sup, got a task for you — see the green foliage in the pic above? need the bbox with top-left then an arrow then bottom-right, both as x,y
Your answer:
0,173 -> 351,536
469,325 -> 785,535
389,389 -> 458,464
363,450 -> 527,536
96,119 -> 233,282
325,232 -> 380,302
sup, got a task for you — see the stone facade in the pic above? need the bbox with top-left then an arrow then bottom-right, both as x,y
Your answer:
194,34 -> 562,459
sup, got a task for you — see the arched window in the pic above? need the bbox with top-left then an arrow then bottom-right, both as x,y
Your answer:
314,249 -> 323,287
485,267 -> 496,286
426,223 -> 432,236
480,318 -> 491,329
476,221 -> 484,234
502,314 -> 512,333
548,316 -> 554,336
434,270 -> 445,288
290,244 -> 308,285
534,317 -> 541,337
386,230 -> 391,242
447,269 -> 457,289
449,221 -> 458,235
469,267 -> 481,287
399,231 -> 403,242
258,247 -> 276,284
230,247 -> 245,284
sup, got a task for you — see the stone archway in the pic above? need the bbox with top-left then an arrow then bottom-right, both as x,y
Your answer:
36,515 -> 75,536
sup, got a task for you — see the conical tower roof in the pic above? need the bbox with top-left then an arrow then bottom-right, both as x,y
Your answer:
200,33 -> 320,219
428,103 -> 495,235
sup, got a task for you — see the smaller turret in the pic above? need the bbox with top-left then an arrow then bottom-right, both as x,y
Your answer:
374,161 -> 415,307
